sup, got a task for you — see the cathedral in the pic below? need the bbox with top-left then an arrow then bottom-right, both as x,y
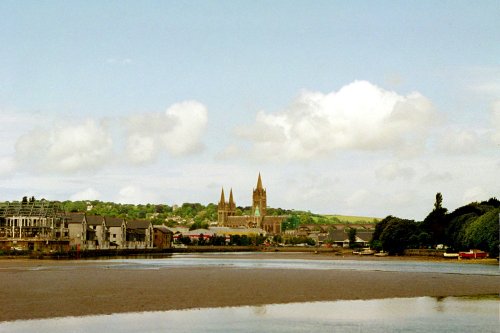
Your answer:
217,173 -> 286,234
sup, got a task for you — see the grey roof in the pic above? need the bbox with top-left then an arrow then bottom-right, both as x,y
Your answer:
329,230 -> 348,242
127,219 -> 151,229
356,231 -> 374,242
105,216 -> 125,227
86,215 -> 104,226
153,225 -> 173,234
65,212 -> 85,224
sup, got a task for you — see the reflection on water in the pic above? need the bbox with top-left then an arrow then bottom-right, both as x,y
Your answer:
1,296 -> 498,333
93,254 -> 499,276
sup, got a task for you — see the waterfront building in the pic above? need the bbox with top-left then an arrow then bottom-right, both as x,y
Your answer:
153,225 -> 173,249
126,219 -> 154,248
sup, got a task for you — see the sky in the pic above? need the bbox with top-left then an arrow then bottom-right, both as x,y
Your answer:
0,1 -> 499,220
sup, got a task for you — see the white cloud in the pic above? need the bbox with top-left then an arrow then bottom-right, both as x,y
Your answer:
70,188 -> 101,201
125,101 -> 208,163
116,185 -> 157,204
462,186 -> 488,204
0,156 -> 16,176
437,128 -> 479,154
216,144 -> 241,160
375,162 -> 416,181
345,189 -> 371,208
15,119 -> 113,173
491,100 -> 500,144
420,171 -> 453,183
236,81 -> 436,160
106,58 -> 133,65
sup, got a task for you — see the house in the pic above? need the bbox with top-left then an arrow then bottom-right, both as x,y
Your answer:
86,215 -> 107,249
153,225 -> 173,249
327,228 -> 373,248
105,217 -> 126,248
66,213 -> 101,250
126,219 -> 153,248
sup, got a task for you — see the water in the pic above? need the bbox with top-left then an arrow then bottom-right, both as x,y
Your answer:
1,296 -> 498,333
1,254 -> 497,332
86,252 -> 499,276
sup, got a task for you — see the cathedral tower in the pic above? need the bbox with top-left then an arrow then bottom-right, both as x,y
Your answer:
218,187 -> 236,225
252,173 -> 267,217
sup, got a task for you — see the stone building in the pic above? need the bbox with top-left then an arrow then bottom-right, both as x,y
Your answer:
217,173 -> 285,234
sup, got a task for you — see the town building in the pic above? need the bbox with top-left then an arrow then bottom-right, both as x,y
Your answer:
126,219 -> 154,248
153,225 -> 173,249
105,216 -> 127,248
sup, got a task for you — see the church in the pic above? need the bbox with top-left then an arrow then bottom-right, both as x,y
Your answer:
217,173 -> 286,234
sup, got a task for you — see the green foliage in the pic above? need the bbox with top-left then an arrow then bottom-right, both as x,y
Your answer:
285,236 -> 316,246
189,220 -> 209,230
211,235 -> 227,246
434,192 -> 443,210
282,214 -> 300,230
379,217 -> 418,254
373,197 -> 499,256
273,234 -> 283,244
348,228 -> 357,248
463,208 -> 499,257
371,215 -> 393,242
420,193 -> 448,245
445,213 -> 477,250
178,235 -> 191,245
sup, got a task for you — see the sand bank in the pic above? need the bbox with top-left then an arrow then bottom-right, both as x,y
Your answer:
0,255 -> 497,321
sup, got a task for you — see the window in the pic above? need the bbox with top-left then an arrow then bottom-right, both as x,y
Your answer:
112,234 -> 116,238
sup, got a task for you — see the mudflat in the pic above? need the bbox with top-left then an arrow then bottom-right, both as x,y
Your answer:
0,254 -> 497,321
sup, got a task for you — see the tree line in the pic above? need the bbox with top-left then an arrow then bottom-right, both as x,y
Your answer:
371,194 -> 499,256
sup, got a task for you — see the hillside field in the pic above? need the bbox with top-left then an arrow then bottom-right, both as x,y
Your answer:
310,214 -> 381,224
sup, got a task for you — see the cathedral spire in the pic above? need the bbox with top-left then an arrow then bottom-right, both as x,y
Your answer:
229,188 -> 234,205
219,187 -> 225,204
256,172 -> 263,190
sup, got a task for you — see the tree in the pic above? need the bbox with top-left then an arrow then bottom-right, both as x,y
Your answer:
178,235 -> 191,245
273,234 -> 283,244
371,216 -> 393,243
434,192 -> 443,210
348,228 -> 357,248
421,193 -> 448,245
380,218 -> 418,254
198,233 -> 205,245
464,208 -> 499,257
282,214 -> 300,231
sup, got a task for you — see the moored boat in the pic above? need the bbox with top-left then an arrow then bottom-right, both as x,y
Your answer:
360,248 -> 375,255
374,251 -> 388,257
458,249 -> 488,259
443,252 -> 459,258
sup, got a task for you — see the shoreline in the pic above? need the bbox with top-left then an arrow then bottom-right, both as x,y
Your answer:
1,253 -> 498,322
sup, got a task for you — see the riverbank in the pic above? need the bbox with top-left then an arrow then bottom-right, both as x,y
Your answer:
0,254 -> 498,321
1,246 -> 497,265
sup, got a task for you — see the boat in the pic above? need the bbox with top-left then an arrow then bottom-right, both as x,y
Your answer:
458,250 -> 488,259
443,252 -> 459,258
359,248 -> 375,255
374,251 -> 388,257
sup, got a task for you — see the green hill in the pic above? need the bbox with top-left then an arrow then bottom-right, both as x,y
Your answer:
322,214 -> 381,224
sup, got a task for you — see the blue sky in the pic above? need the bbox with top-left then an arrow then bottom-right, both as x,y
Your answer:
0,1 -> 499,219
